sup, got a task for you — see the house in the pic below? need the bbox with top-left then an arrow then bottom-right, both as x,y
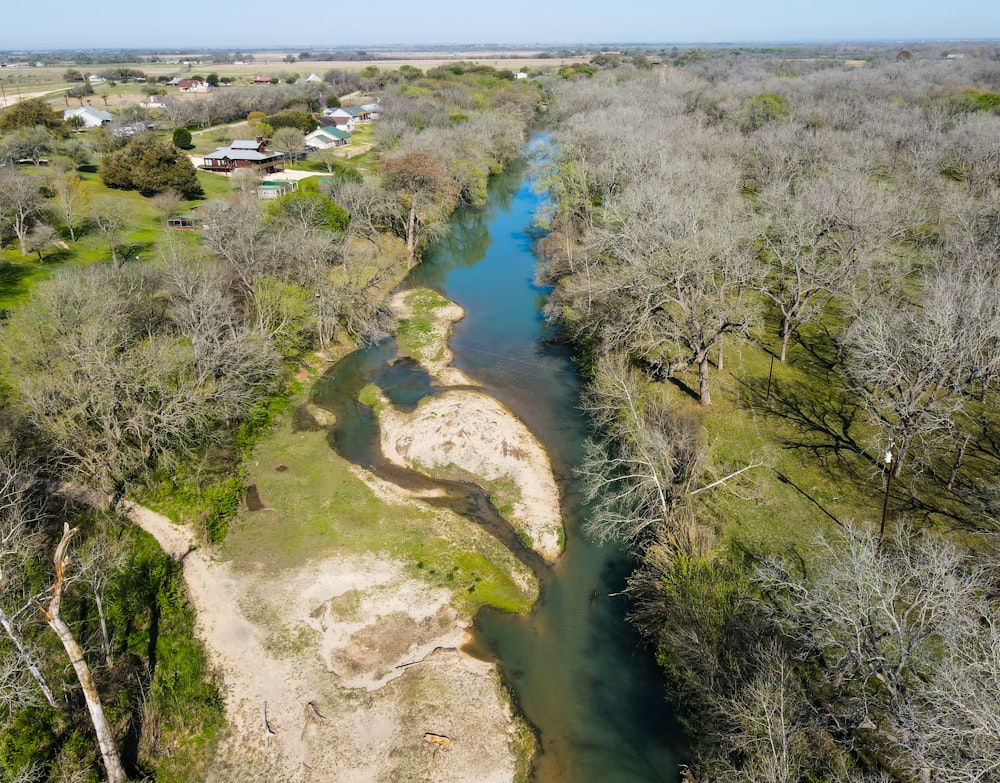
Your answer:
201,137 -> 284,174
87,74 -> 105,84
140,95 -> 168,109
252,75 -> 274,84
176,79 -> 208,92
63,106 -> 114,128
305,127 -> 350,150
295,73 -> 323,85
167,209 -> 198,229
342,105 -> 374,122
318,109 -> 356,132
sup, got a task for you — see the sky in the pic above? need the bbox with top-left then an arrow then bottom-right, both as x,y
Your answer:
3,0 -> 999,51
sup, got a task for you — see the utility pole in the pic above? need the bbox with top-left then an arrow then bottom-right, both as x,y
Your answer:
877,446 -> 895,557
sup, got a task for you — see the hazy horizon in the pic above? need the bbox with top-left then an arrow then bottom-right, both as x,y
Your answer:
5,0 -> 999,52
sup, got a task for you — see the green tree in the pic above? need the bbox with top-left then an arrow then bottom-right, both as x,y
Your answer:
171,126 -> 192,148
735,93 -> 790,134
0,98 -> 64,133
267,109 -> 318,133
99,133 -> 203,198
265,190 -> 348,235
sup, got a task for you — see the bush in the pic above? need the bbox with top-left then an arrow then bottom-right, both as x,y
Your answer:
171,127 -> 192,149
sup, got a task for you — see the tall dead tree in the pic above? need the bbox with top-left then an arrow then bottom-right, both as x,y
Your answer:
40,524 -> 127,783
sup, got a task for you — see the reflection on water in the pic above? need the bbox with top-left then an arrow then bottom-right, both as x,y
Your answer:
316,135 -> 687,782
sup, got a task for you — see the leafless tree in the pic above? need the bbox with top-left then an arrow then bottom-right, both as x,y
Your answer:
41,524 -> 127,783
1,266 -> 272,499
200,195 -> 271,291
587,184 -> 761,404
271,126 -> 305,166
842,262 -> 1000,475
90,198 -> 129,270
757,524 -> 997,783
0,452 -> 57,708
578,354 -> 707,546
48,172 -> 86,241
381,151 -> 458,267
0,170 -> 43,255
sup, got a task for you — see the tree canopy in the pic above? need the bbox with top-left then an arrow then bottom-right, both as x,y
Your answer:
99,133 -> 203,199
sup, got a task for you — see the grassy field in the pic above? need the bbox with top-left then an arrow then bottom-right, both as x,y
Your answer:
221,386 -> 537,615
0,162 -> 230,311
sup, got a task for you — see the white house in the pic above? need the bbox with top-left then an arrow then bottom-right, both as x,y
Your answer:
305,127 -> 350,150
63,106 -> 114,128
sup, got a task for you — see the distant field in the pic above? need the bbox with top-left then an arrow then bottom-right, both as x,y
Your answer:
0,52 -> 587,109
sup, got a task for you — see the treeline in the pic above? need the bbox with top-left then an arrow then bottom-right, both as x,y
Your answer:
0,65 -> 538,781
540,56 -> 1000,780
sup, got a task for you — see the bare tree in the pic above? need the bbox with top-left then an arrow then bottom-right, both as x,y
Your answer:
757,525 -> 991,783
0,171 -> 43,255
49,172 -> 86,241
587,185 -> 760,404
200,196 -> 271,292
1,267 -> 269,499
41,524 -> 127,783
0,452 -> 57,708
579,354 -> 706,546
843,262 -> 1000,475
381,151 -> 458,267
90,198 -> 129,270
754,181 -> 842,362
271,126 -> 305,166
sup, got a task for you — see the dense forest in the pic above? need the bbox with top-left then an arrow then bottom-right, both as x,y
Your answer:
539,50 -> 1000,781
0,64 -> 537,781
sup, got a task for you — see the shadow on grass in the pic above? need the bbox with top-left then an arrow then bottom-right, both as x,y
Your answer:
0,259 -> 35,305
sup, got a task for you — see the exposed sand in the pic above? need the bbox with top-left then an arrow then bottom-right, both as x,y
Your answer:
109,495 -> 526,783
379,289 -> 563,560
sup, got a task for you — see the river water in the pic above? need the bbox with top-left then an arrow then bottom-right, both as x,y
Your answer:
316,137 -> 686,782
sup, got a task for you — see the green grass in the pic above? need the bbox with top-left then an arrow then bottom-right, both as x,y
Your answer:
222,397 -> 535,615
665,309 -> 975,563
0,163 -> 231,312
395,288 -> 449,357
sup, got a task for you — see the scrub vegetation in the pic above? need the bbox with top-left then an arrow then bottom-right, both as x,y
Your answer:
539,46 -> 1000,781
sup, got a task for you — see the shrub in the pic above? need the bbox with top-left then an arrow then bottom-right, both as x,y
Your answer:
171,127 -> 192,149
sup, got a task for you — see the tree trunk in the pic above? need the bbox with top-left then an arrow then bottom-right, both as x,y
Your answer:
0,608 -> 58,708
717,334 -> 725,372
405,201 -> 417,268
780,323 -> 791,363
42,525 -> 128,783
698,354 -> 712,405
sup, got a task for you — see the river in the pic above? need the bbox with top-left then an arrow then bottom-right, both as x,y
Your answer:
316,136 -> 686,782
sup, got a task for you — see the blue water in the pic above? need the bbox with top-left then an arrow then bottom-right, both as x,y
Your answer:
408,137 -> 687,783
317,136 -> 686,782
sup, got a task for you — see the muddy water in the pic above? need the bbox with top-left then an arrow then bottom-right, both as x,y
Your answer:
314,136 -> 686,781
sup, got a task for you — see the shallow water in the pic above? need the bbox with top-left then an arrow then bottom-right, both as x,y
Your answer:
315,136 -> 686,782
